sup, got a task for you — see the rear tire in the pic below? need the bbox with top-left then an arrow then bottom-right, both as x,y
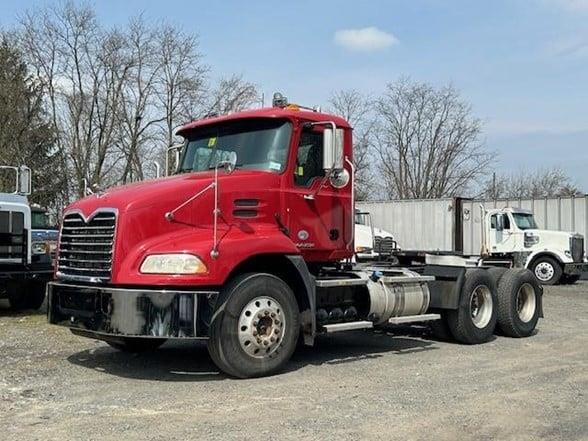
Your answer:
496,269 -> 541,338
487,266 -> 508,285
105,337 -> 166,352
207,273 -> 300,378
447,269 -> 498,344
531,256 -> 562,285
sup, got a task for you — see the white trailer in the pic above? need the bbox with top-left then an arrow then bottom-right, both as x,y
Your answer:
358,197 -> 588,285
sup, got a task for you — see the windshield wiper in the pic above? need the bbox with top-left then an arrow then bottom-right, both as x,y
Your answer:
208,163 -> 242,170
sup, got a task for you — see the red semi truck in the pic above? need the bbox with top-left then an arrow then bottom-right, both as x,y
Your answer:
47,94 -> 543,378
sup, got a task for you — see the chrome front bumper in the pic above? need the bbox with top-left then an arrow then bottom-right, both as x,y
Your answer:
47,282 -> 218,339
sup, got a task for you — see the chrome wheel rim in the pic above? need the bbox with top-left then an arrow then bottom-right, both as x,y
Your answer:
516,283 -> 536,323
470,285 -> 493,329
238,296 -> 285,359
534,262 -> 554,282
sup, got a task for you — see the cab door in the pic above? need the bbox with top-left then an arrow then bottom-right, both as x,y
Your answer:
284,126 -> 350,262
489,213 -> 516,253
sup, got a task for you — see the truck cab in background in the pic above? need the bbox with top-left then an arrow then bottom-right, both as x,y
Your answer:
485,207 -> 587,285
354,210 -> 397,261
0,166 -> 53,310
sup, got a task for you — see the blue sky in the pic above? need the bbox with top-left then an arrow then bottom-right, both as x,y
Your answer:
1,0 -> 587,190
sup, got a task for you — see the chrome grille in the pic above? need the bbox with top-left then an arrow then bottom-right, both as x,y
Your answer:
374,236 -> 396,255
57,211 -> 116,281
570,235 -> 584,263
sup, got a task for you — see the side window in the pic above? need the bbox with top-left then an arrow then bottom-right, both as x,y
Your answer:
503,214 -> 511,230
490,214 -> 497,229
294,131 -> 324,186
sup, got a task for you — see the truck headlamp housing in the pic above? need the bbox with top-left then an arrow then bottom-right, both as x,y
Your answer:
524,232 -> 540,248
140,254 -> 207,274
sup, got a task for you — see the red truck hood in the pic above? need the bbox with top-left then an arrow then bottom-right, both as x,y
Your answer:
63,170 -> 281,280
66,172 -> 224,217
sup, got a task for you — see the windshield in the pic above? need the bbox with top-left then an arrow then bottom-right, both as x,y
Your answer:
512,212 -> 538,230
178,118 -> 291,174
31,210 -> 52,229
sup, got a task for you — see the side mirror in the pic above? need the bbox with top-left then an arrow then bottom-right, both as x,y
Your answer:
322,126 -> 344,171
18,166 -> 31,195
151,161 -> 162,178
496,214 -> 504,231
165,143 -> 184,176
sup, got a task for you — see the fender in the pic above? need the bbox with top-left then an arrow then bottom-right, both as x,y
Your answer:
524,249 -> 571,269
115,224 -> 300,286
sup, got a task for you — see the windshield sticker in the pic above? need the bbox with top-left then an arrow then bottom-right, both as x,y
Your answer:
269,161 -> 281,171
208,137 -> 217,147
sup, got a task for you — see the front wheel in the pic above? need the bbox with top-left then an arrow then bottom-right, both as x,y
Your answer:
207,273 -> 300,378
531,256 -> 562,285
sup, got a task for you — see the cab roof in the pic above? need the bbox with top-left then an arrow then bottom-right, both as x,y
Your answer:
176,106 -> 351,137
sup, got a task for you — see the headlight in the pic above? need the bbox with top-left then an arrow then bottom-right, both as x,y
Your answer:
31,242 -> 48,255
140,254 -> 207,274
524,232 -> 539,248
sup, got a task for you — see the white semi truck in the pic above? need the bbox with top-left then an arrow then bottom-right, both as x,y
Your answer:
354,210 -> 397,262
358,198 -> 587,285
0,166 -> 53,310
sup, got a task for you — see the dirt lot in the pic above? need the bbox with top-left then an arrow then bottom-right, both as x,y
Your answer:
0,283 -> 587,441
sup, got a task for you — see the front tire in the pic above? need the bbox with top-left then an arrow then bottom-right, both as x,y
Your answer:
447,269 -> 498,344
531,256 -> 562,285
207,273 -> 300,378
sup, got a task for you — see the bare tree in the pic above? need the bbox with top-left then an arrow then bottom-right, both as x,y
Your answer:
482,167 -> 581,199
328,89 -> 374,200
156,23 -> 207,150
206,74 -> 259,115
374,78 -> 491,199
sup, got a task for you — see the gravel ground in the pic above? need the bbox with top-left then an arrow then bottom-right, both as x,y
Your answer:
0,283 -> 587,441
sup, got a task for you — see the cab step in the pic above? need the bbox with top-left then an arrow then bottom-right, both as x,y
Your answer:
321,321 -> 373,333
315,277 -> 367,288
387,313 -> 441,325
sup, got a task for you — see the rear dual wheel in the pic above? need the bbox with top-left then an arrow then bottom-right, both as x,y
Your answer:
495,269 -> 541,337
447,269 -> 498,344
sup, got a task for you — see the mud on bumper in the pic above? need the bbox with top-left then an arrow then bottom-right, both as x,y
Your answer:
47,282 -> 218,339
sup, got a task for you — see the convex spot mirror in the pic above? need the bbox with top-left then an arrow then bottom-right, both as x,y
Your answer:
323,127 -> 349,188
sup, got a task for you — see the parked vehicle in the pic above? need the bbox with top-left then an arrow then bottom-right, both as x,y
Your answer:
47,94 -> 543,378
0,166 -> 53,310
359,198 -> 588,285
354,210 -> 397,261
31,205 -> 59,261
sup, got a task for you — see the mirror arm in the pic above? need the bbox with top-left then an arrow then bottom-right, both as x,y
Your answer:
304,163 -> 336,201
